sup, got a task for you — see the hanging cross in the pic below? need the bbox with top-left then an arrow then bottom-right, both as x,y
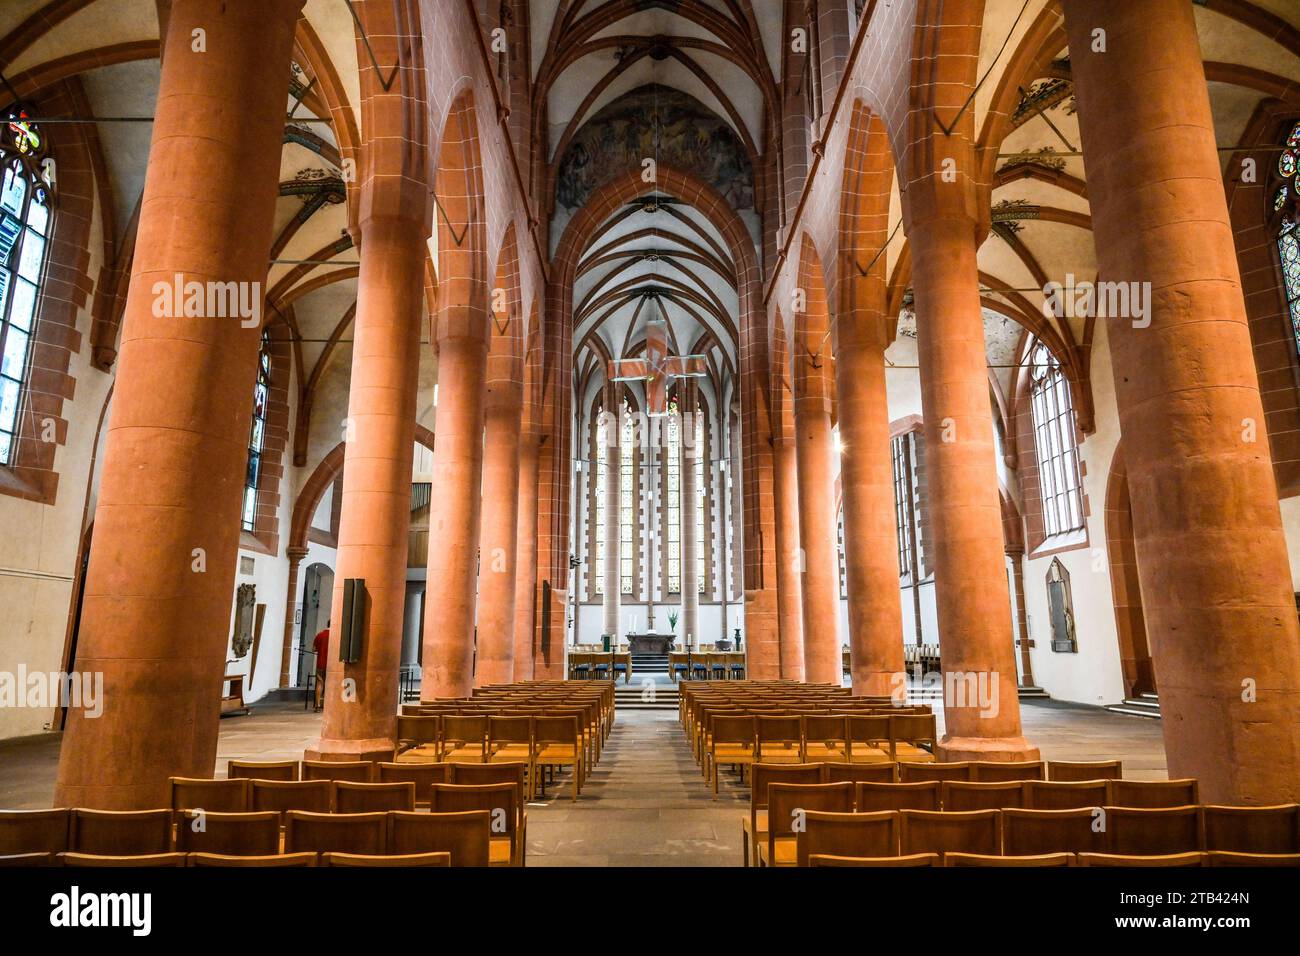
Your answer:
607,314 -> 706,417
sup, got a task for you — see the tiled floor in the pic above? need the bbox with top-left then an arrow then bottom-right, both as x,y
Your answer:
0,699 -> 1168,866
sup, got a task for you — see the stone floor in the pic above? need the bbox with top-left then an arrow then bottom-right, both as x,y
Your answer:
0,699 -> 1168,866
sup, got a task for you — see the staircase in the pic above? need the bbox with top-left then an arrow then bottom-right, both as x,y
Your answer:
1018,685 -> 1050,700
1106,692 -> 1161,719
613,654 -> 679,710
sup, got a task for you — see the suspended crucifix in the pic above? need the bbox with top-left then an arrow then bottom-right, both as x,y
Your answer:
607,302 -> 706,417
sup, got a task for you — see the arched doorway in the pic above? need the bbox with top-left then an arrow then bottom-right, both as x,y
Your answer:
297,562 -> 334,685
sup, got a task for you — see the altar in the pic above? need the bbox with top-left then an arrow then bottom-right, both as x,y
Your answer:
627,632 -> 675,655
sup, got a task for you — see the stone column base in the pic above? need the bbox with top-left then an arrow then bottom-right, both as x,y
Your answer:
305,738 -> 396,763
936,735 -> 1040,763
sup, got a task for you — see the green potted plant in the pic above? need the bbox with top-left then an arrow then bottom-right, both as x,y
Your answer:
667,610 -> 678,635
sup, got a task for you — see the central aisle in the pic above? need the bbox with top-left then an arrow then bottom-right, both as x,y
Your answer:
525,709 -> 745,867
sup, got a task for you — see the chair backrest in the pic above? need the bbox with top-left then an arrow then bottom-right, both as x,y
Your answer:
1023,779 -> 1109,811
302,760 -> 373,784
941,781 -> 1026,812
448,761 -> 528,793
1078,852 -> 1205,867
945,852 -> 1072,867
284,811 -> 388,855
1105,805 -> 1203,855
750,763 -> 825,809
796,810 -> 899,866
429,783 -> 519,843
803,715 -> 848,743
387,810 -> 491,866
889,713 -> 936,748
767,782 -> 856,843
756,716 -> 803,748
970,761 -> 1045,782
0,809 -> 69,854
854,781 -> 941,813
1001,807 -> 1105,855
488,715 -> 533,746
334,781 -> 416,814
899,762 -> 971,783
1202,804 -> 1300,854
70,809 -> 173,855
844,714 -> 890,748
899,809 -> 1001,857
534,715 -> 580,747
249,779 -> 333,818
1048,759 -> 1122,782
169,777 -> 249,813
396,715 -> 440,749
442,715 -> 488,750
712,715 -> 757,748
227,759 -> 298,781
1107,779 -> 1199,808
60,852 -> 188,867
807,852 -> 939,867
826,763 -> 897,784
189,852 -> 318,867
175,810 -> 280,856
325,851 -> 451,867
376,762 -> 447,802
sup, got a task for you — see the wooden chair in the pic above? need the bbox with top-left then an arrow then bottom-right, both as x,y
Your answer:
761,782 -> 855,867
1105,806 -> 1203,855
801,715 -> 848,764
1048,759 -> 1121,782
334,781 -> 416,814
70,809 -> 172,856
826,762 -> 896,784
899,761 -> 971,783
845,715 -> 891,763
284,811 -> 387,855
1202,804 -> 1300,854
807,852 -> 939,867
707,715 -> 756,798
970,761 -> 1044,782
302,760 -> 373,784
1107,778 -> 1199,808
945,852 -> 1073,867
899,809 -> 1001,858
488,716 -> 535,780
429,783 -> 522,866
756,716 -> 804,765
440,715 -> 489,764
387,810 -> 491,866
189,852 -> 318,867
1001,807 -> 1105,855
376,762 -> 447,806
854,781 -> 941,813
60,852 -> 187,867
1078,852 -> 1205,867
0,809 -> 69,854
0,852 -> 55,866
227,759 -> 298,781
1024,779 -> 1109,811
889,713 -> 937,762
168,777 -> 249,813
325,851 -> 451,867
744,763 -> 823,866
1205,851 -> 1300,866
395,715 -> 441,761
795,810 -> 899,866
174,810 -> 280,856
534,715 -> 583,800
941,781 -> 1025,811
249,779 -> 333,819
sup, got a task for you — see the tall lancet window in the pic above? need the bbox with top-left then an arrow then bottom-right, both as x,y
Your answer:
0,106 -> 54,465
593,405 -> 609,596
1029,342 -> 1084,537
666,398 -> 681,593
620,405 -> 635,595
1272,120 -> 1300,355
242,331 -> 272,531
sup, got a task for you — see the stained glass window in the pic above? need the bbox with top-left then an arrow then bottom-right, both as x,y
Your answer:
891,433 -> 916,578
666,399 -> 681,593
619,406 -> 635,595
1029,342 -> 1084,537
0,105 -> 54,466
593,409 -> 608,596
242,332 -> 272,531
691,407 -> 705,593
1273,120 -> 1300,355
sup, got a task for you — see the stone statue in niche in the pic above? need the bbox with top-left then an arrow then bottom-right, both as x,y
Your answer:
231,583 -> 256,659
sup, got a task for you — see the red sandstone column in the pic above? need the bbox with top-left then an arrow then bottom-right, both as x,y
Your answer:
910,214 -> 1036,761
473,359 -> 523,686
513,427 -> 540,679
422,323 -> 490,698
793,389 -> 842,684
772,436 -> 806,679
834,296 -> 906,696
310,212 -> 426,760
681,380 -> 702,646
54,0 -> 303,809
1064,0 -> 1300,802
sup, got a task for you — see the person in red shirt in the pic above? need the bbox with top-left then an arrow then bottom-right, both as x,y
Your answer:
312,622 -> 330,711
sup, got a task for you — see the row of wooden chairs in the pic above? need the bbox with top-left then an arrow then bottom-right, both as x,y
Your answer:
749,788 -> 1300,866
567,652 -> 632,683
668,653 -> 746,682
805,851 -> 1299,867
0,807 -> 513,866
1,851 -> 453,868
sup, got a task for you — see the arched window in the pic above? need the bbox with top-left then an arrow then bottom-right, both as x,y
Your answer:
593,404 -> 610,596
241,331 -> 272,531
1271,119 -> 1300,354
0,106 -> 54,465
665,398 -> 681,593
1028,342 -> 1084,537
619,405 -> 635,595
